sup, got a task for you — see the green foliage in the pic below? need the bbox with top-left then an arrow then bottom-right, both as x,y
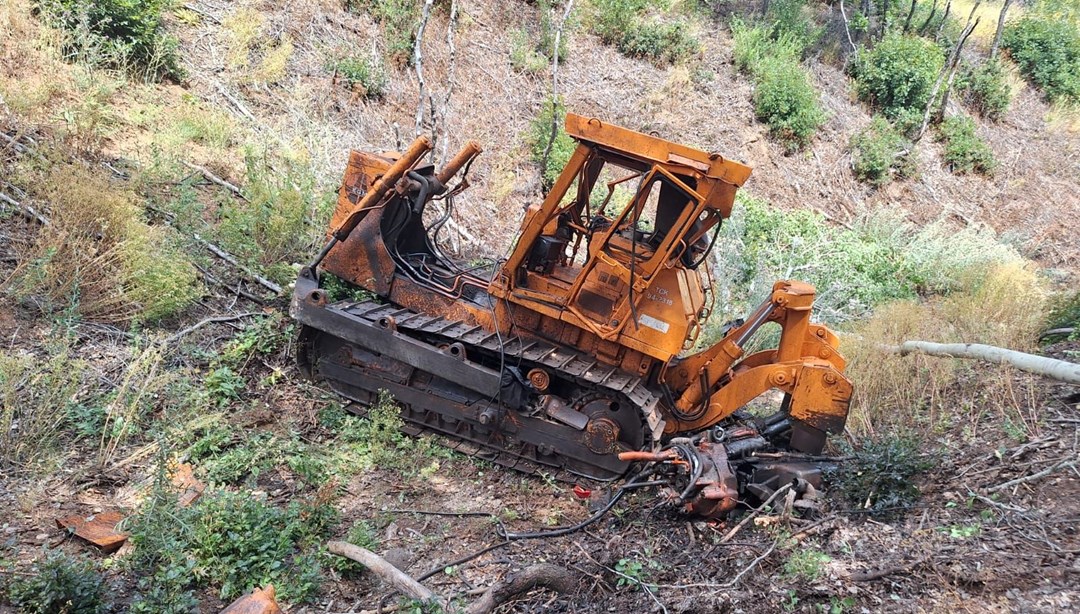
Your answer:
205,366 -> 244,407
850,116 -> 915,186
347,0 -> 420,66
127,474 -> 335,606
831,434 -> 933,517
783,548 -> 831,581
613,554 -> 661,591
6,550 -> 109,614
216,154 -> 333,284
589,0 -> 700,64
855,33 -> 945,121
936,115 -> 995,175
753,56 -> 826,151
1002,15 -> 1080,104
731,16 -> 823,151
509,29 -> 548,73
218,313 -> 292,370
956,60 -> 1012,120
706,197 -> 1025,334
617,19 -> 700,63
1046,290 -> 1080,337
528,98 -> 577,190
322,272 -> 377,303
332,55 -> 388,99
34,0 -> 183,80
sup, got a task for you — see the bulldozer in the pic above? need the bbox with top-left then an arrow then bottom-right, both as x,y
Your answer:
291,114 -> 852,519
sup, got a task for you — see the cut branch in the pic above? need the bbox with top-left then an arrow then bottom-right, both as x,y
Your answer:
327,541 -> 445,608
0,192 -> 51,226
894,341 -> 1080,385
193,233 -> 283,295
465,564 -> 577,614
181,161 -> 246,200
164,312 -> 262,345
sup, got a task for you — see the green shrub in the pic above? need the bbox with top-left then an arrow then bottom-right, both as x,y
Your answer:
830,435 -> 934,517
855,33 -> 945,120
936,115 -> 995,175
34,0 -> 183,79
332,56 -> 388,99
127,479 -> 334,605
509,29 -> 548,73
528,98 -> 577,190
731,20 -> 803,76
1002,16 -> 1080,104
956,60 -> 1012,120
6,550 -> 109,614
762,0 -> 820,51
347,0 -> 420,66
617,19 -> 700,63
851,116 -> 915,186
753,56 -> 825,151
589,0 -> 699,64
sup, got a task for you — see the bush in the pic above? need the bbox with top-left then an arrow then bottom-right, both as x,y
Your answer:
617,19 -> 700,63
0,349 -> 84,471
1002,16 -> 1080,104
956,60 -> 1012,120
936,115 -> 995,175
850,116 -> 915,186
34,0 -> 183,80
6,550 -> 109,614
5,163 -> 200,324
753,57 -> 825,151
347,0 -> 420,66
830,435 -> 934,517
127,479 -> 335,605
332,55 -> 388,99
731,20 -> 803,76
528,98 -> 577,190
855,33 -> 945,120
589,0 -> 700,64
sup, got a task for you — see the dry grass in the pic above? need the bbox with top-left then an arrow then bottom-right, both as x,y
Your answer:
0,348 -> 84,473
3,163 -> 200,324
842,263 -> 1049,439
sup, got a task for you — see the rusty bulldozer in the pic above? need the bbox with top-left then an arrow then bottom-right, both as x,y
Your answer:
291,114 -> 852,519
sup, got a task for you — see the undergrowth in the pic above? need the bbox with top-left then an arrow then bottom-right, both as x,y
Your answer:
589,0 -> 700,64
851,116 -> 916,186
347,0 -> 420,66
956,59 -> 1012,121
5,549 -> 110,613
528,98 -> 577,190
935,115 -> 996,175
1002,14 -> 1080,105
854,32 -> 944,130
830,434 -> 934,517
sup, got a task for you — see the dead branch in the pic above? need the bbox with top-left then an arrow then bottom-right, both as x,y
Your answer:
935,16 -> 981,123
214,81 -> 258,123
465,564 -> 577,614
916,6 -> 980,141
0,191 -> 50,226
935,0 -> 953,40
720,483 -> 792,544
413,0 -> 436,142
894,341 -> 1080,385
327,541 -> 445,608
990,0 -> 1014,59
539,0 -> 576,182
437,1 -> 459,166
839,0 -> 859,59
164,312 -> 262,345
850,556 -> 929,582
192,233 -> 283,295
988,459 -> 1077,493
181,161 -> 246,200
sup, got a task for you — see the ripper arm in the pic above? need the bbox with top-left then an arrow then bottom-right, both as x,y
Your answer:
663,281 -> 852,450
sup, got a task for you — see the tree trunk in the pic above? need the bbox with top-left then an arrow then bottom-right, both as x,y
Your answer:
903,0 -> 919,33
896,341 -> 1080,385
990,0 -> 1014,60
918,0 -> 939,35
935,16 -> 981,123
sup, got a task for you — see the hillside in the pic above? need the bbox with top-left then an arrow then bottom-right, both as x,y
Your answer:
2,0 -> 1079,612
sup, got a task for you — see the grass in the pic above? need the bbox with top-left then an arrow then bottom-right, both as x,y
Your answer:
4,162 -> 201,325
0,347 -> 84,473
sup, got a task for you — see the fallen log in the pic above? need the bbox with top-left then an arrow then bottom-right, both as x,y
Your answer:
466,564 -> 577,614
894,341 -> 1080,385
327,541 -> 444,608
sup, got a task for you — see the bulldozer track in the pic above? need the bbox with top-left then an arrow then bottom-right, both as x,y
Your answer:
306,299 -> 666,482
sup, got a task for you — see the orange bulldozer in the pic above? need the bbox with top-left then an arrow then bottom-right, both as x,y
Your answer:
291,114 -> 852,518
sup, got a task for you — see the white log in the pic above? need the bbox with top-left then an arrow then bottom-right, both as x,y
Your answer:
327,541 -> 445,608
897,341 -> 1080,385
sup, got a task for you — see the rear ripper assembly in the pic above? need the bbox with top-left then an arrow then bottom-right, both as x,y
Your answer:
292,114 -> 853,519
